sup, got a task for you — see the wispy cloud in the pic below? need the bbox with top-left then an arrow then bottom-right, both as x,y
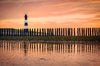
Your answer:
0,0 -> 100,28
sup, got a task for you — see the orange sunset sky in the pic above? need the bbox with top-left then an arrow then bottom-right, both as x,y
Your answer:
0,0 -> 100,29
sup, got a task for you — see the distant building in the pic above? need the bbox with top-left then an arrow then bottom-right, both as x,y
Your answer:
24,13 -> 28,32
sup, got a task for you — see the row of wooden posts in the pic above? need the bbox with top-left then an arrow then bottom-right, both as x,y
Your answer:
0,28 -> 100,36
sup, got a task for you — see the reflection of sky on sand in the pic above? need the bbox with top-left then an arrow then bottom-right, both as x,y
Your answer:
0,41 -> 100,66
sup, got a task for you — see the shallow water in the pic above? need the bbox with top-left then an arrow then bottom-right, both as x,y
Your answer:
0,41 -> 100,66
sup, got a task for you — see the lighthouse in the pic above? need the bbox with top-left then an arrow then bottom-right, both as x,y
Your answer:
24,13 -> 28,33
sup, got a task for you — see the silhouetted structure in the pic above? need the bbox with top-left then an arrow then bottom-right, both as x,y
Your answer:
0,28 -> 100,36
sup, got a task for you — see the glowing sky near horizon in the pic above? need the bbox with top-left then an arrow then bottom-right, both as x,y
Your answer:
0,0 -> 100,28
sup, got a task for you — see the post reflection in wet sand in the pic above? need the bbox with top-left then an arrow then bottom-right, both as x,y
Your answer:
0,41 -> 100,66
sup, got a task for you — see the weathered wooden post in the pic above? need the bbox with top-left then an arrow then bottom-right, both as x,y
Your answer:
48,28 -> 51,36
74,28 -> 75,36
21,29 -> 22,36
92,28 -> 93,36
30,29 -> 31,36
15,29 -> 16,36
19,29 -> 20,36
51,28 -> 53,36
63,28 -> 64,36
0,29 -> 2,36
10,29 -> 12,36
21,29 -> 23,36
49,28 -> 51,36
66,28 -> 67,36
80,28 -> 81,36
68,28 -> 70,36
2,29 -> 4,36
16,29 -> 18,36
1,29 -> 2,36
99,28 -> 100,36
32,28 -> 33,36
59,28 -> 60,36
0,29 -> 1,36
82,28 -> 83,36
77,28 -> 78,36
79,28 -> 80,36
28,28 -> 29,36
15,29 -> 17,36
19,29 -> 21,36
4,29 -> 6,36
84,28 -> 85,36
3,29 -> 5,36
17,29 -> 18,36
71,28 -> 72,36
8,29 -> 10,36
6,29 -> 8,36
90,28 -> 91,36
84,28 -> 86,36
86,28 -> 87,36
47,28 -> 48,36
43,28 -> 45,36
88,28 -> 89,36
4,29 -> 5,36
14,29 -> 16,36
3,29 -> 6,36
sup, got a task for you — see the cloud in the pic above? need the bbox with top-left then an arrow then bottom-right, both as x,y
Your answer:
0,0 -> 42,3
0,0 -> 100,3
1,1 -> 100,19
0,0 -> 100,28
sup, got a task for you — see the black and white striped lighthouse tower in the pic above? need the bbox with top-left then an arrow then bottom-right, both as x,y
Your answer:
24,13 -> 28,32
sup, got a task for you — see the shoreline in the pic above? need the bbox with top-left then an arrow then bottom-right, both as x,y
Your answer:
0,36 -> 100,41
0,40 -> 99,44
